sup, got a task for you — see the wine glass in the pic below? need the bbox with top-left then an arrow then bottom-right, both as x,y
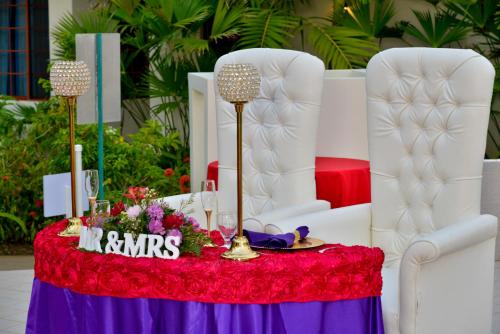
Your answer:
92,200 -> 110,228
85,170 -> 99,220
217,212 -> 237,248
200,180 -> 217,239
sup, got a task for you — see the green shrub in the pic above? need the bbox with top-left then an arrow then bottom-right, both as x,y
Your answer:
0,97 -> 190,244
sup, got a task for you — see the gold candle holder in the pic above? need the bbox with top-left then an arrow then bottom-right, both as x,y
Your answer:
217,63 -> 261,261
50,61 -> 91,237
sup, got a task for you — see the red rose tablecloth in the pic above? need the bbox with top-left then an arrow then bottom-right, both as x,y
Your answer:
207,157 -> 371,208
34,220 -> 384,304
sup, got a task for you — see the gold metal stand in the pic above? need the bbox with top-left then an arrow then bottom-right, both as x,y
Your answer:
59,96 -> 82,237
221,102 -> 259,261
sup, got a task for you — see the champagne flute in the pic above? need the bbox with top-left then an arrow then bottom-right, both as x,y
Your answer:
85,170 -> 99,225
217,212 -> 237,248
200,180 -> 217,240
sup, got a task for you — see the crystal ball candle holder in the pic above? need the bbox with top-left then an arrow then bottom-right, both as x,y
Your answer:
50,61 -> 91,97
217,63 -> 261,103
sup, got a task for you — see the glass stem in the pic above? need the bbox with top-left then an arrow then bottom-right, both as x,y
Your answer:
89,197 -> 96,225
205,210 -> 212,236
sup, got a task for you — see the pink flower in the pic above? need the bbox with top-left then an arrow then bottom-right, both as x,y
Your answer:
126,205 -> 141,219
123,186 -> 148,204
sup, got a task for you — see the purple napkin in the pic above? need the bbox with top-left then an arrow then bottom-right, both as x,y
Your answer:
243,226 -> 309,248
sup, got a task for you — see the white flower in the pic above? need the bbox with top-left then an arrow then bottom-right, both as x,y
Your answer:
126,205 -> 141,219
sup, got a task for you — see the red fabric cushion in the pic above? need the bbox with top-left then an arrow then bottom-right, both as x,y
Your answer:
207,157 -> 371,208
35,220 -> 383,304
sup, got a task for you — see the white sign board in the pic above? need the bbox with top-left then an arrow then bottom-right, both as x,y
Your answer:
43,171 -> 89,217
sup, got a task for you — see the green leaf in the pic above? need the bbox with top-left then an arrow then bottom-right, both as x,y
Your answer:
210,0 -> 245,42
0,212 -> 27,234
305,18 -> 379,69
111,0 -> 141,17
444,0 -> 497,32
51,11 -> 118,60
337,0 -> 396,38
404,10 -> 471,47
237,8 -> 299,48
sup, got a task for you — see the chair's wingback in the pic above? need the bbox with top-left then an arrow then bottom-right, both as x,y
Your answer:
214,49 -> 325,217
366,48 -> 495,267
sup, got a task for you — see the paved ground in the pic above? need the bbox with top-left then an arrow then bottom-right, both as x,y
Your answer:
0,269 -> 33,334
1,257 -> 500,333
0,257 -> 33,271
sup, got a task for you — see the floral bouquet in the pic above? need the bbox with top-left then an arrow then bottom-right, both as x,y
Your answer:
96,186 -> 211,256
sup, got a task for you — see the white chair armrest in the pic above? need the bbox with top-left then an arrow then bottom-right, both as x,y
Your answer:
253,200 -> 330,226
242,218 -> 265,233
399,214 -> 498,334
265,203 -> 372,246
402,214 -> 498,265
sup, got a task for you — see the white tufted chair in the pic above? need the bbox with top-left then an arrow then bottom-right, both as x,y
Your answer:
269,48 -> 498,334
214,48 -> 330,227
161,48 -> 330,231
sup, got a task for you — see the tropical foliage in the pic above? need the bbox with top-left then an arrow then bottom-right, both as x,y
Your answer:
0,98 -> 190,244
51,0 -> 386,148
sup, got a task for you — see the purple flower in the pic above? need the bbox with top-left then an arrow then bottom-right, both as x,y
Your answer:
167,229 -> 183,243
147,203 -> 164,221
186,216 -> 199,228
149,219 -> 165,235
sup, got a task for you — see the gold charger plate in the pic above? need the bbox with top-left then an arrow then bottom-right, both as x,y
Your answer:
250,237 -> 325,251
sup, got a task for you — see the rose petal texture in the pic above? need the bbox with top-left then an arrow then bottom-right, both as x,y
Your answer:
35,220 -> 384,304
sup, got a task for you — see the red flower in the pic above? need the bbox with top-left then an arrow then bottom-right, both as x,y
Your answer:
162,214 -> 184,229
164,168 -> 174,177
35,199 -> 43,208
29,211 -> 37,219
179,175 -> 190,193
123,186 -> 148,204
111,201 -> 125,216
183,156 -> 190,163
2,176 -> 9,181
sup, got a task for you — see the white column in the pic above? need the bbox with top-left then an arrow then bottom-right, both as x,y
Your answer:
188,72 -> 217,192
75,144 -> 83,217
75,33 -> 121,125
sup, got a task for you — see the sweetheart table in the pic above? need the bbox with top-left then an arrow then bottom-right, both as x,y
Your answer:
27,220 -> 385,334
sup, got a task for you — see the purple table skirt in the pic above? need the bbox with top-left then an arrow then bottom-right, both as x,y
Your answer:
27,278 -> 384,334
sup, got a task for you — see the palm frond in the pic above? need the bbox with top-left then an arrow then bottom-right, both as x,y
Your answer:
496,3 -> 500,29
339,0 -> 396,38
111,0 -> 141,17
237,8 -> 299,49
210,0 -> 244,42
172,0 -> 212,31
174,37 -> 210,55
444,0 -> 497,32
51,11 -> 118,60
405,10 -> 470,47
305,18 -> 379,69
